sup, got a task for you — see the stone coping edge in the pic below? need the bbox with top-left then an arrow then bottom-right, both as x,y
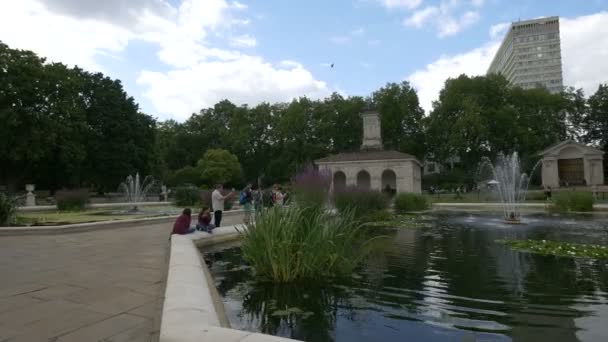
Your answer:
17,201 -> 171,212
0,210 -> 246,236
161,227 -> 300,342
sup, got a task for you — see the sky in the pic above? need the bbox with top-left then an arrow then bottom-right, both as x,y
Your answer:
0,0 -> 607,121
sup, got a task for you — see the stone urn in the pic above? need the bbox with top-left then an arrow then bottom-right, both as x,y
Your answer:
25,184 -> 36,207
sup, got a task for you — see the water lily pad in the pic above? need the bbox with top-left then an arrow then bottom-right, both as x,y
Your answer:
497,239 -> 608,259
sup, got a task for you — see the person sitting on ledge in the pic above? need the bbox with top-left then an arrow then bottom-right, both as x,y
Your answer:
196,207 -> 215,233
172,208 -> 195,235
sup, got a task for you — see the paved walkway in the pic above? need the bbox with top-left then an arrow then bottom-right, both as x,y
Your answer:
0,215 -> 243,342
0,222 -> 170,342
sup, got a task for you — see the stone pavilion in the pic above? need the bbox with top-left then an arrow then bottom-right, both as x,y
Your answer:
316,110 -> 422,193
540,140 -> 604,188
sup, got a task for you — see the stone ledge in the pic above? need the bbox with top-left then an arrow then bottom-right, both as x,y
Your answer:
0,209 -> 246,236
16,201 -> 170,212
0,215 -> 176,236
161,228 -> 300,342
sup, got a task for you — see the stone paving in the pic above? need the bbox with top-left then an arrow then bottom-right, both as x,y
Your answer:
0,215 -> 243,342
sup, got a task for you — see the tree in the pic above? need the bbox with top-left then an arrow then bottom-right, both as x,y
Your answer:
582,83 -> 608,179
373,82 -> 426,158
0,42 -> 159,192
197,149 -> 242,186
426,74 -> 570,172
79,70 -> 157,192
582,84 -> 608,149
0,42 -> 54,191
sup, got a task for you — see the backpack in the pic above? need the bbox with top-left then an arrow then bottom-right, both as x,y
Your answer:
239,191 -> 247,205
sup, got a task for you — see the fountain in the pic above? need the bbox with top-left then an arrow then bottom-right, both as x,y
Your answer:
480,152 -> 539,224
119,173 -> 156,211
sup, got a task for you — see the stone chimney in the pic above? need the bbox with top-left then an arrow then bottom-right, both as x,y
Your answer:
361,110 -> 383,150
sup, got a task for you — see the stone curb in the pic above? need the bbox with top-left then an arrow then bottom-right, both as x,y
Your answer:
161,227 -> 300,342
0,210 -> 246,236
16,201 -> 170,212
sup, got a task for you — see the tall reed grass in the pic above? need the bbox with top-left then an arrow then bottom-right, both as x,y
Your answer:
239,207 -> 375,282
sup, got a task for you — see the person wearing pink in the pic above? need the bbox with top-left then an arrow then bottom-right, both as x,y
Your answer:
172,208 -> 194,235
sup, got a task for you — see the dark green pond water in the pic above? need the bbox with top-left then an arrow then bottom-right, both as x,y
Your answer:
203,212 -> 608,342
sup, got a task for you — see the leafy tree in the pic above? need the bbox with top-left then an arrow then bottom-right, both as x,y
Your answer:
167,166 -> 202,187
426,74 -> 570,172
582,84 -> 608,149
197,149 -> 242,186
79,70 -> 157,192
0,42 -> 54,191
373,82 -> 425,158
581,83 -> 608,179
0,42 -> 158,192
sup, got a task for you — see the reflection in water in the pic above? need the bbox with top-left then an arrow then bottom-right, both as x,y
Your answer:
203,212 -> 608,342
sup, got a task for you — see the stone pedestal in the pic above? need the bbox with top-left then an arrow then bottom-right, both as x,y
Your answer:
161,185 -> 168,202
25,184 -> 36,207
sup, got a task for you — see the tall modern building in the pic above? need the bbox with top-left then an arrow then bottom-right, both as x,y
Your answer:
487,16 -> 563,93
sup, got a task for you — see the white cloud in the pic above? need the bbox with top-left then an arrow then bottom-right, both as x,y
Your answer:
368,39 -> 381,46
229,34 -> 257,47
470,0 -> 484,7
0,0 -> 133,71
0,0 -> 330,121
407,12 -> 608,113
138,57 -> 329,120
408,41 -> 499,113
231,1 -> 247,10
403,6 -> 438,27
377,0 -> 422,10
403,0 -> 482,37
437,10 -> 480,37
561,12 -> 608,95
489,22 -> 510,39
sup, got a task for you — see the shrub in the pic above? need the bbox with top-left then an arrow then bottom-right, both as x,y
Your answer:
525,190 -> 547,201
394,193 -> 428,213
292,166 -> 331,210
552,191 -> 594,212
334,187 -> 388,218
173,186 -> 200,206
240,207 -> 374,282
0,192 -> 16,226
56,189 -> 89,211
167,166 -> 202,187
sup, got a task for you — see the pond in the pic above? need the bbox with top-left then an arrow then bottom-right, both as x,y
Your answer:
203,212 -> 608,342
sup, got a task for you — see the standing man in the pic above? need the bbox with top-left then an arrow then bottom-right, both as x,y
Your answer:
212,184 -> 233,227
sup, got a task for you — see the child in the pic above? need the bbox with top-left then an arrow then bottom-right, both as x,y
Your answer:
196,207 -> 215,233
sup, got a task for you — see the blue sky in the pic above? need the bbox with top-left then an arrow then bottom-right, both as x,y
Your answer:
1,0 -> 607,121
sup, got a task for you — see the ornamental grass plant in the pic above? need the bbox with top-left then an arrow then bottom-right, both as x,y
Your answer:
239,206 -> 376,282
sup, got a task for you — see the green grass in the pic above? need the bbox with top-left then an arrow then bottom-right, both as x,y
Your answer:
239,206 -> 380,282
497,239 -> 608,259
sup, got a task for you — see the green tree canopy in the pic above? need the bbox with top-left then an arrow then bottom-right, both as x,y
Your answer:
197,149 -> 242,186
426,74 -> 572,172
0,41 -> 157,192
